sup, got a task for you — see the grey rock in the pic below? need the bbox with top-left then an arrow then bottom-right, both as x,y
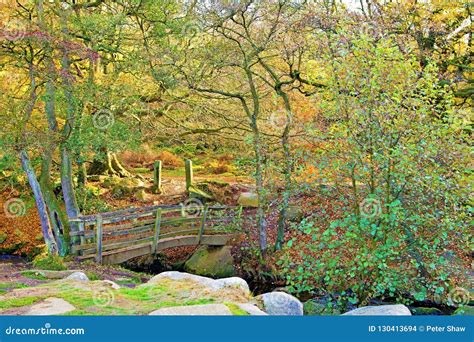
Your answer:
25,298 -> 76,315
149,304 -> 232,316
342,304 -> 412,316
256,292 -> 303,316
64,272 -> 89,282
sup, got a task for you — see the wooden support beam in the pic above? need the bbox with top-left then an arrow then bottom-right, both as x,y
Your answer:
152,208 -> 162,254
196,204 -> 209,244
185,159 -> 193,191
95,215 -> 103,263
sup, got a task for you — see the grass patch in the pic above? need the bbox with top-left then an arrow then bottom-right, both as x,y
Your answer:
224,302 -> 249,316
0,296 -> 45,310
86,272 -> 100,281
0,282 -> 28,290
21,271 -> 48,280
115,276 -> 142,285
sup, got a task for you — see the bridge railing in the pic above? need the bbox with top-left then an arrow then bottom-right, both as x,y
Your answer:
68,204 -> 242,263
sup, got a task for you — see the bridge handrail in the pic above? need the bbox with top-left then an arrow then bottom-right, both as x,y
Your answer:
69,204 -> 236,223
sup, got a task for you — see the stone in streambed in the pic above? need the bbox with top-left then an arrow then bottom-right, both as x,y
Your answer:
184,245 -> 235,278
255,292 -> 303,316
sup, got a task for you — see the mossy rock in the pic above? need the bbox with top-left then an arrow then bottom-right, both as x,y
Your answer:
453,306 -> 474,316
184,246 -> 235,278
0,233 -> 7,244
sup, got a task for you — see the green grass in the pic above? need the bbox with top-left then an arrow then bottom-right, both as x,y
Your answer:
86,272 -> 100,281
0,296 -> 45,310
0,282 -> 29,290
0,279 -> 236,315
21,271 -> 48,280
224,302 -> 250,316
162,169 -> 185,177
115,276 -> 142,285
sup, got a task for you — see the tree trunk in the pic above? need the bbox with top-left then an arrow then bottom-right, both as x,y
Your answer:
20,150 -> 58,254
275,92 -> 293,251
60,145 -> 80,244
39,148 -> 69,256
88,151 -> 132,177
252,122 -> 267,256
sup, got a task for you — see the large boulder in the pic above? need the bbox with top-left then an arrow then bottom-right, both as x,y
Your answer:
342,304 -> 412,316
237,192 -> 258,208
25,297 -> 76,315
148,271 -> 249,293
111,177 -> 145,197
255,292 -> 303,316
149,304 -> 232,316
184,245 -> 235,278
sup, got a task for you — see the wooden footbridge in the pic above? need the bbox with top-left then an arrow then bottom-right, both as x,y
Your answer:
69,203 -> 242,264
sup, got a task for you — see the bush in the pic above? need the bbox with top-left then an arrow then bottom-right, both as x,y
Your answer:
156,151 -> 184,169
32,254 -> 67,271
278,33 -> 470,310
203,160 -> 233,174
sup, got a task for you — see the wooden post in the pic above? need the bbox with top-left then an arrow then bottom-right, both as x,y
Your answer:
152,208 -> 162,254
196,204 -> 209,244
78,221 -> 85,255
185,159 -> 193,191
95,215 -> 103,263
153,160 -> 162,193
